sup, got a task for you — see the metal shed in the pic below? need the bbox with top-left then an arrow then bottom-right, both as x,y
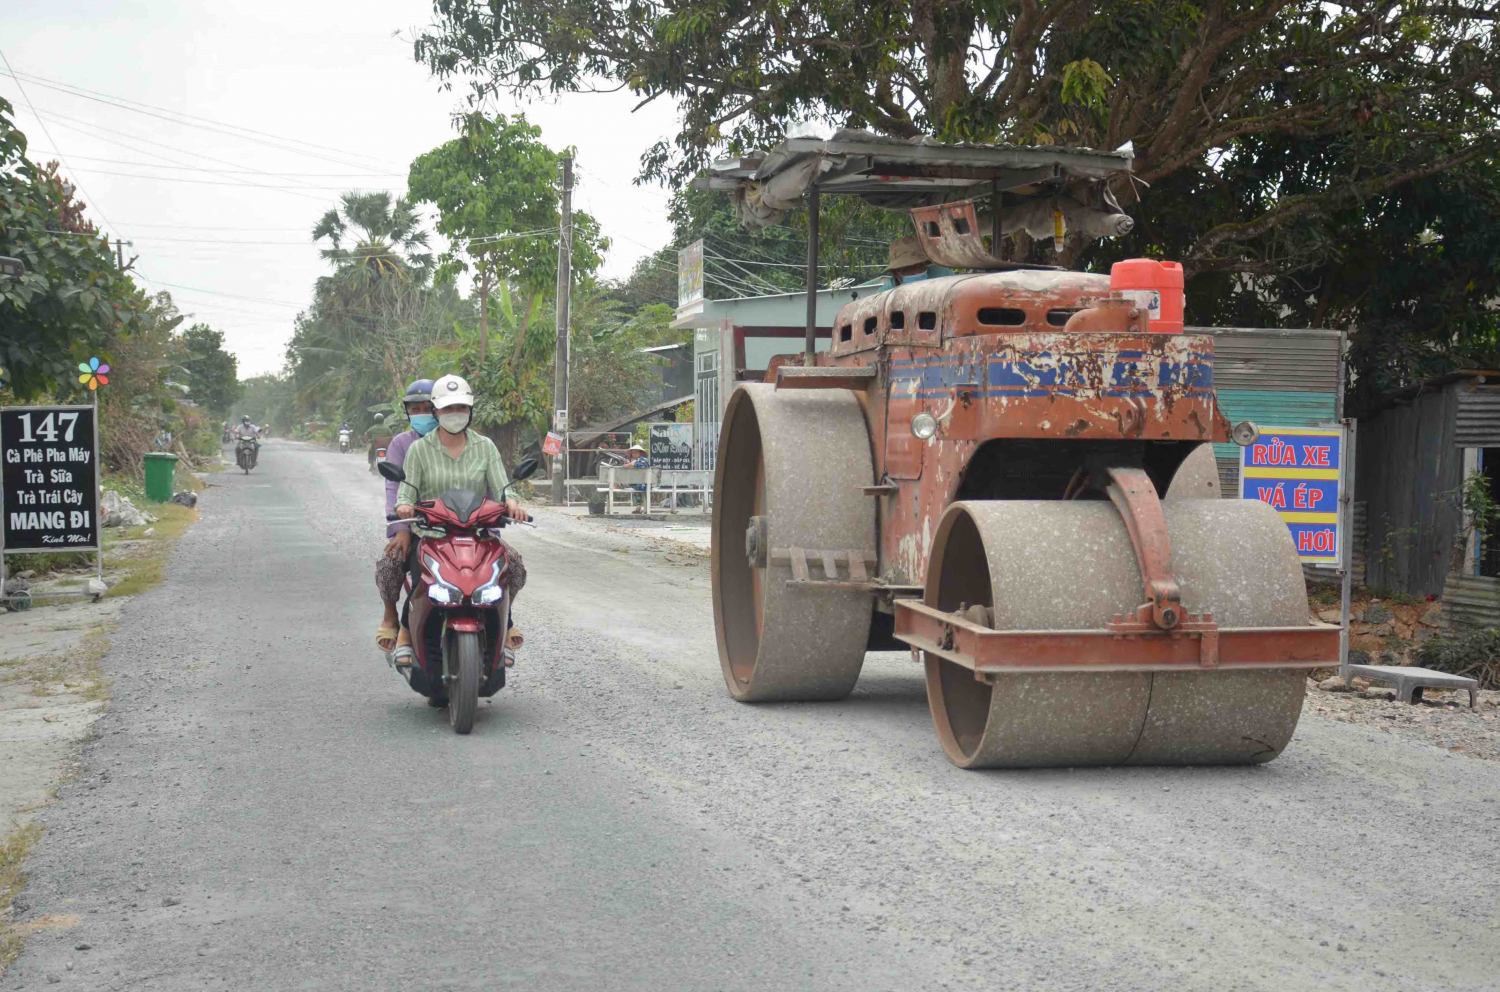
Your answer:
1358,371 -> 1500,598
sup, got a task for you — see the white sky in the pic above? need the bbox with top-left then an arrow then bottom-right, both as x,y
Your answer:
3,0 -> 682,377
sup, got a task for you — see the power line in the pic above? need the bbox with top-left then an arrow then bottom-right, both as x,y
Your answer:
19,107 -> 333,202
0,47 -> 119,239
0,67 -> 406,172
28,152 -> 405,178
142,279 -> 304,309
40,166 -> 390,191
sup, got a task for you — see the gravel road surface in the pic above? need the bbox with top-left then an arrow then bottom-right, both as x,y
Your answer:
7,440 -> 1499,991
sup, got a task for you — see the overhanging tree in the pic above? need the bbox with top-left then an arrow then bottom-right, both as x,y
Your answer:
415,1 -> 1500,285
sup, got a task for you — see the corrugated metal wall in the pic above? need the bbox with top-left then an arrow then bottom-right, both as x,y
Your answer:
1454,385 -> 1500,446
1197,326 -> 1344,486
1197,327 -> 1344,392
1441,573 -> 1500,630
1359,384 -> 1464,596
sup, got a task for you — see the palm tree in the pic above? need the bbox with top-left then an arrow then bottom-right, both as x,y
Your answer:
312,191 -> 433,315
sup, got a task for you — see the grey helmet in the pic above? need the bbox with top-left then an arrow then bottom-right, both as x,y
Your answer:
402,378 -> 435,409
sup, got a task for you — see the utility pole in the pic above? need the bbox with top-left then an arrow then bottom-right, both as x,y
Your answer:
478,267 -> 490,365
550,154 -> 574,505
114,238 -> 125,271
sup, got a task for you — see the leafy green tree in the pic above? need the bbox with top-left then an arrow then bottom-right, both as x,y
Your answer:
407,112 -> 607,364
415,1 -> 1499,281
0,97 -> 138,399
179,323 -> 240,419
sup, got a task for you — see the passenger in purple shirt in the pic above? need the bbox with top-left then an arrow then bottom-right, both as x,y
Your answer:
376,378 -> 436,659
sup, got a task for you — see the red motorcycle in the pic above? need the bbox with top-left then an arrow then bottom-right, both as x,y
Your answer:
379,456 -> 538,733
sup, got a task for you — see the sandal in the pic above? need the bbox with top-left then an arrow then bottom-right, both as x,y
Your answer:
390,644 -> 416,669
376,623 -> 399,652
502,628 -> 524,667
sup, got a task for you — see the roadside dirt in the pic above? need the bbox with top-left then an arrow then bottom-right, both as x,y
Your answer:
1307,680 -> 1500,761
0,599 -> 125,830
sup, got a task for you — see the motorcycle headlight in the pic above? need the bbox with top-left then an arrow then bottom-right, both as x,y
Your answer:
423,555 -> 462,605
472,562 -> 503,605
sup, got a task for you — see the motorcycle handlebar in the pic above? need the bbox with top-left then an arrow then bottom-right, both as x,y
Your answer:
384,511 -> 537,527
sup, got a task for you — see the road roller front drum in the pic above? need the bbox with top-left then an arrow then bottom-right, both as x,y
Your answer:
711,384 -> 877,702
909,498 -> 1328,769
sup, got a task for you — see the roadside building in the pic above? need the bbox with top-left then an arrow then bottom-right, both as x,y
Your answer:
1356,371 -> 1500,619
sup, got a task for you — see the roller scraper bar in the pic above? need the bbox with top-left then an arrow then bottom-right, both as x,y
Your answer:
895,599 -> 1340,676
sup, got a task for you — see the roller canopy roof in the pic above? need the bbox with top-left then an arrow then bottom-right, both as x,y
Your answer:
695,128 -> 1135,228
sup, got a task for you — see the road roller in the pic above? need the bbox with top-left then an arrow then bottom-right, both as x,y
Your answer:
702,132 -> 1340,768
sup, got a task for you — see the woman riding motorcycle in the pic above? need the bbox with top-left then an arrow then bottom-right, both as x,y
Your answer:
386,374 -> 529,683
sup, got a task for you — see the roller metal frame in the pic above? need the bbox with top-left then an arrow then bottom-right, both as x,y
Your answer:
898,602 -> 1339,677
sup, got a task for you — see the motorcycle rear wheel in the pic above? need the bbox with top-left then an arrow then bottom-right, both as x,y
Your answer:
450,631 -> 481,734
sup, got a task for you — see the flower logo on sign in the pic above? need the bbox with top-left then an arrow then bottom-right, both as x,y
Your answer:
78,357 -> 110,391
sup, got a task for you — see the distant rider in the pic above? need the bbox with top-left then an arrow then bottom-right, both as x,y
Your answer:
232,415 -> 261,446
231,416 -> 261,467
374,379 -> 435,663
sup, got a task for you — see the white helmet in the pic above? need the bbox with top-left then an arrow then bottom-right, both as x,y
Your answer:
431,374 -> 475,411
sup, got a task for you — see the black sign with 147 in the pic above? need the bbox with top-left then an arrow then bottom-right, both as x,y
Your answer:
1,405 -> 101,552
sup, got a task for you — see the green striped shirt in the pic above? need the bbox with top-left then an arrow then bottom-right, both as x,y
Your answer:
396,429 -> 510,507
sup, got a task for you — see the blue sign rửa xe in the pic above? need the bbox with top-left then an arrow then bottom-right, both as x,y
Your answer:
1239,426 -> 1343,565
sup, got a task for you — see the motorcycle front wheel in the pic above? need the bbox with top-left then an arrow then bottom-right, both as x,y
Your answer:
449,631 -> 482,734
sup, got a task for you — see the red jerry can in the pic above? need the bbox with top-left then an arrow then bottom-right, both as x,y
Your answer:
1110,258 -> 1185,334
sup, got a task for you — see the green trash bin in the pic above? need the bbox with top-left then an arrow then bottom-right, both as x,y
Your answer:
143,451 -> 179,503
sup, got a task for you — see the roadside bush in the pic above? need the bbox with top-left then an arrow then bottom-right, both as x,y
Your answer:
1414,629 -> 1500,689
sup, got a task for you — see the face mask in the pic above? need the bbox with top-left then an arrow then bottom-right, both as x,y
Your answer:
409,414 -> 438,436
438,411 -> 471,434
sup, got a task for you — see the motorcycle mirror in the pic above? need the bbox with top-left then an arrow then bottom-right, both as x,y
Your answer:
511,456 -> 540,482
377,460 -> 406,483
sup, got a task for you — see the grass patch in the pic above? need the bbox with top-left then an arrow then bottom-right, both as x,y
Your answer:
0,822 -> 45,968
104,504 -> 198,599
0,630 -> 110,705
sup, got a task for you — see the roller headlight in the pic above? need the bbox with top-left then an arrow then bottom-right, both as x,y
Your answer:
1231,420 -> 1260,446
910,411 -> 939,440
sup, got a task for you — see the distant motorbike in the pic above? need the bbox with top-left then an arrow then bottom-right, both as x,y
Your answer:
378,456 -> 539,734
369,445 -> 387,474
339,430 -> 352,453
235,437 -> 258,474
